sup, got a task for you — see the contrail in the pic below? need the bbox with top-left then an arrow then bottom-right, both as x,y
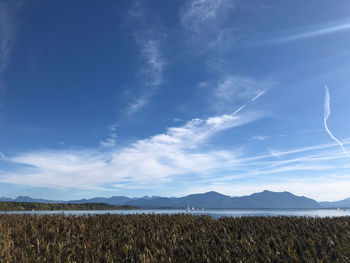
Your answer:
323,86 -> 350,159
251,90 -> 265,102
262,20 -> 350,45
273,23 -> 350,43
193,90 -> 266,143
230,91 -> 265,117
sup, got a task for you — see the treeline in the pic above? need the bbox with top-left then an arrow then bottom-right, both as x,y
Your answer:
0,202 -> 137,211
0,214 -> 350,262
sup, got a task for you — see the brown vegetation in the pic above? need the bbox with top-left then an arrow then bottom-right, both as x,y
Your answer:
0,214 -> 349,262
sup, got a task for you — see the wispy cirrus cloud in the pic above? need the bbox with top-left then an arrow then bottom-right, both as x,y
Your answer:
2,104 -> 264,190
250,136 -> 269,141
125,3 -> 166,116
260,19 -> 350,45
99,125 -> 117,148
211,75 -> 270,111
0,0 -> 19,74
136,38 -> 164,87
179,0 -> 237,52
126,37 -> 165,115
183,141 -> 350,201
0,0 -> 24,118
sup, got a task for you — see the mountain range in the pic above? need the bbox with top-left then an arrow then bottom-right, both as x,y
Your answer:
319,198 -> 350,208
1,190 -> 349,209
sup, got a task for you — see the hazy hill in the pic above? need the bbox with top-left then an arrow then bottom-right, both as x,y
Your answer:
229,190 -> 321,209
126,190 -> 321,209
67,196 -> 133,206
320,198 -> 350,208
125,191 -> 234,209
2,190 -> 343,209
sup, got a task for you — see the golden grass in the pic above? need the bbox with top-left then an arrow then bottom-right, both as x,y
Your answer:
0,214 -> 349,262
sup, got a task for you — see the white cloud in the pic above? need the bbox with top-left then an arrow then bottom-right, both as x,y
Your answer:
126,38 -> 164,115
138,39 -> 164,87
100,126 -> 117,148
125,3 -> 166,115
206,114 -> 237,126
183,139 -> 350,200
212,75 -> 270,111
265,140 -> 350,159
0,1 -> 22,117
180,0 -> 237,52
251,136 -> 269,141
100,136 -> 116,148
2,108 -> 263,190
197,82 -> 208,88
0,1 -> 18,73
0,0 -> 26,74
3,111 -> 350,200
265,19 -> 350,45
173,118 -> 183,123
126,96 -> 149,116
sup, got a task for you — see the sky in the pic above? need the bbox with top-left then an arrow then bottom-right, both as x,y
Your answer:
0,0 -> 350,201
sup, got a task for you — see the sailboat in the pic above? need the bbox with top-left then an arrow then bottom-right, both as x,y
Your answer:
186,206 -> 190,213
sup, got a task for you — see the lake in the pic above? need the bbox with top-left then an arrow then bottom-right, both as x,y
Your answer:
1,209 -> 350,217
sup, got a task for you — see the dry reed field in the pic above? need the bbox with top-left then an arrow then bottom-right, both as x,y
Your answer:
0,214 -> 349,262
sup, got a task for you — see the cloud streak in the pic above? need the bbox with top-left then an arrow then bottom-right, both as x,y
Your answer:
0,0 -> 21,73
138,39 -> 164,87
323,86 -> 350,159
263,19 -> 350,45
126,37 -> 165,115
125,3 -> 166,115
183,141 -> 350,200
194,90 -> 266,144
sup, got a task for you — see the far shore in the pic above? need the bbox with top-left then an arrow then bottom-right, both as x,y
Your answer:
0,202 -> 138,211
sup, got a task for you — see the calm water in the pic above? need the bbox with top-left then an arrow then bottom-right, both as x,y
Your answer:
1,209 -> 350,218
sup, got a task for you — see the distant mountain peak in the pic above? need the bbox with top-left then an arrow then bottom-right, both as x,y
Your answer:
16,195 -> 31,199
196,191 -> 222,196
1,190 -> 347,209
205,191 -> 222,195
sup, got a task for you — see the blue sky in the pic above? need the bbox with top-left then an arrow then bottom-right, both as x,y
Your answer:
1,0 -> 350,201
